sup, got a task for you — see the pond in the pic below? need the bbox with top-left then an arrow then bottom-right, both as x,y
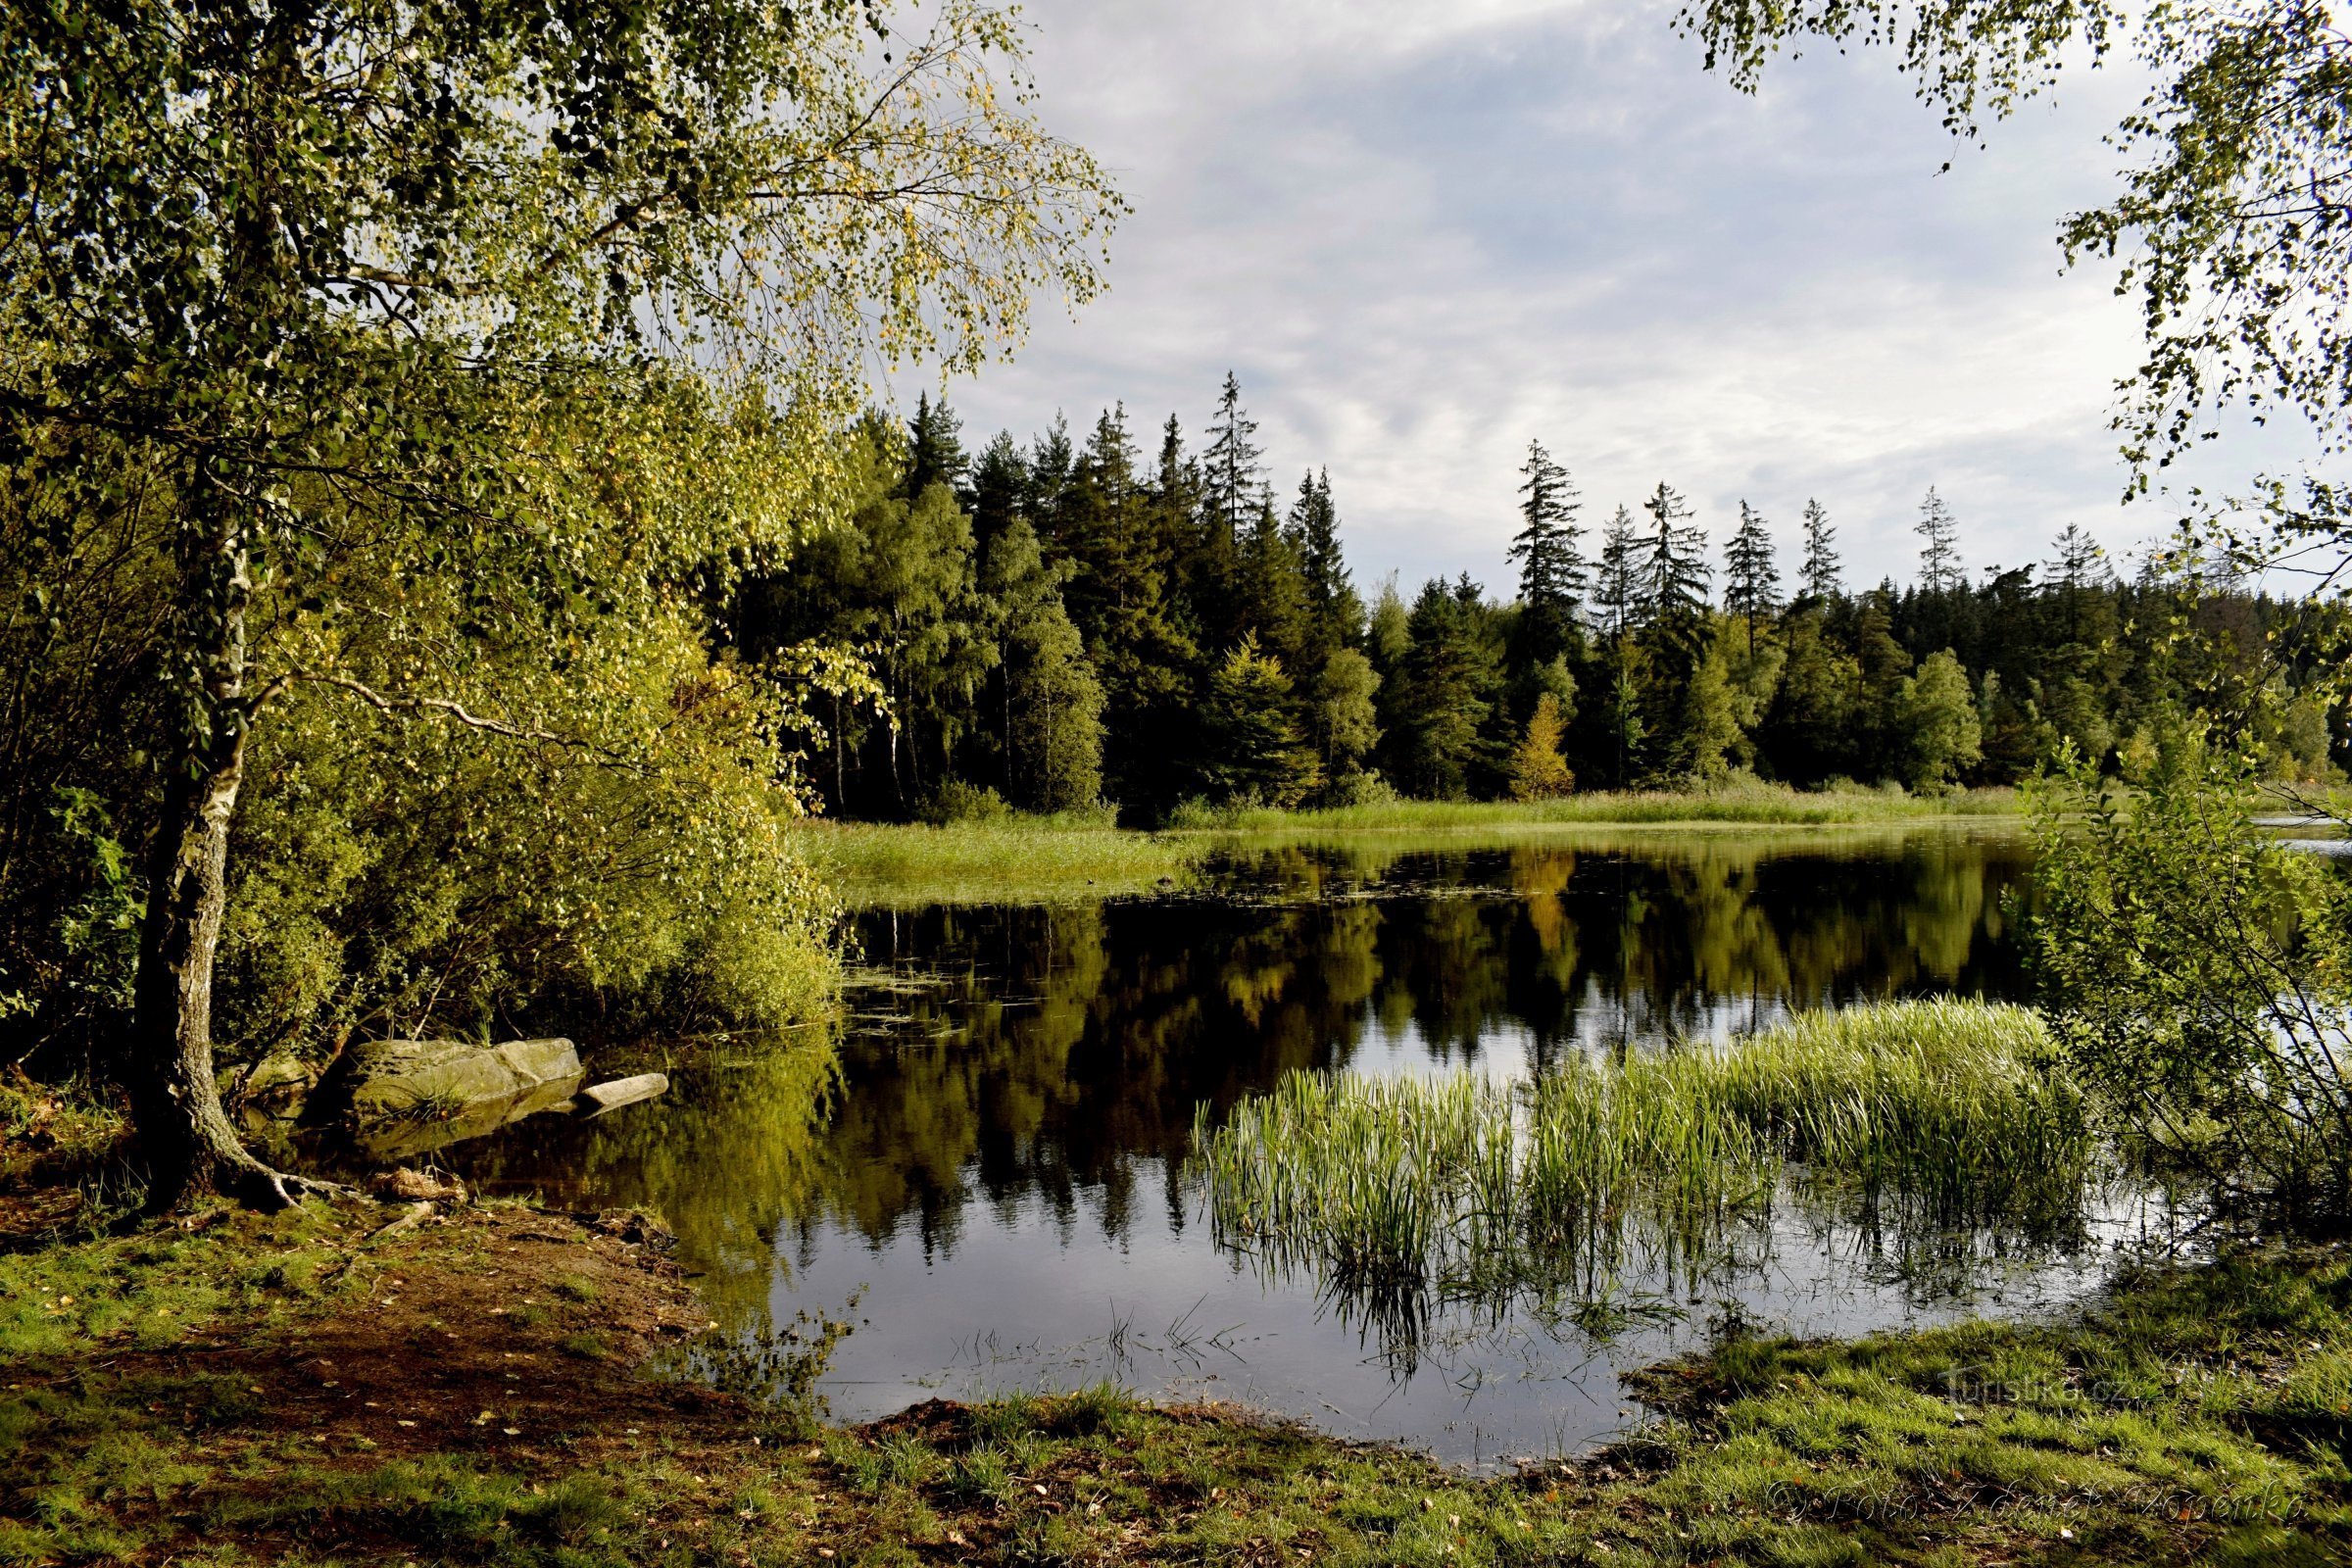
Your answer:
446,824 -> 2180,1468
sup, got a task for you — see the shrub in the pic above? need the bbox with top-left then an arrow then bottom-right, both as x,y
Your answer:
2028,743 -> 2352,1213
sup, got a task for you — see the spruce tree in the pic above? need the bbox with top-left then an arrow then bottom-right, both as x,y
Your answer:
965,432 -> 1029,553
2045,523 -> 2111,656
1242,493 -> 1311,672
904,392 -> 969,500
1642,483 -> 1711,639
1509,440 -> 1588,661
1593,505 -> 1644,637
1028,414 -> 1076,553
1396,579 -> 1497,799
1293,468 -> 1361,662
1916,486 -> 1964,593
1200,634 -> 1320,806
1202,371 -> 1265,553
1724,500 -> 1782,651
1799,498 -> 1843,601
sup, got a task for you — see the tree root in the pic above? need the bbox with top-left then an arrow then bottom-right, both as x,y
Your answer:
213,1155 -> 356,1213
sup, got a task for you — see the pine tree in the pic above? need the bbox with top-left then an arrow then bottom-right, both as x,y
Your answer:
1293,468 -> 1361,662
1799,498 -> 1842,600
1723,500 -> 1782,651
1916,486 -> 1963,593
1200,635 -> 1321,806
1508,440 -> 1588,661
904,392 -> 968,500
1593,505 -> 1643,636
1642,483 -> 1711,638
1202,371 -> 1264,552
965,431 -> 1029,552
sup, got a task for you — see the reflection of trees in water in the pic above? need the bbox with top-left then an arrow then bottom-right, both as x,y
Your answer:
446,1031 -> 843,1327
803,831 -> 2032,1260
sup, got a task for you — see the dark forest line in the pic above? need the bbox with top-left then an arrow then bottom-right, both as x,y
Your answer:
739,376 -> 2344,825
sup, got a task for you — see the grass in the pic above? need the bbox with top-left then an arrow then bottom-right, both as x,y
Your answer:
2,1150 -> 2349,1565
793,816 -> 1199,906
1195,1001 -> 2090,1311
1170,781 -> 2021,834
798,784 -> 2021,907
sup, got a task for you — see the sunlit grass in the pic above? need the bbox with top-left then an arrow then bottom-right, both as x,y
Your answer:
791,816 -> 1199,907
1195,1000 -> 2089,1301
799,787 -> 2022,908
1171,781 -> 2021,834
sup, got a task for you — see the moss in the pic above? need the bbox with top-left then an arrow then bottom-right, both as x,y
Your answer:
4,1200 -> 2350,1566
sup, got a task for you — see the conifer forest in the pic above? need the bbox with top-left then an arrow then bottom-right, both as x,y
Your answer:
762,379 -> 2339,823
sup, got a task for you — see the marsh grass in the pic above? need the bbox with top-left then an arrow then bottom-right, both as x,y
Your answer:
1195,1001 -> 2090,1313
1170,781 -> 2020,834
793,818 -> 1196,906
797,786 -> 2020,907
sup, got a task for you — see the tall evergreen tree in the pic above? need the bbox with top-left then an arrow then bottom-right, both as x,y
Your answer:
1202,371 -> 1265,553
1642,483 -> 1711,639
904,392 -> 969,500
1293,468 -> 1362,662
965,432 -> 1029,552
1916,486 -> 1964,593
1799,498 -> 1842,600
1723,500 -> 1782,651
1242,494 -> 1311,672
1396,579 -> 1498,799
1593,505 -> 1644,636
1509,440 -> 1588,661
1063,404 -> 1150,642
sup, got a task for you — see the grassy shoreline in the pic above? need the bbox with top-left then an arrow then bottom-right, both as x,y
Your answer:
5,1169 -> 2350,1566
797,786 -> 2021,907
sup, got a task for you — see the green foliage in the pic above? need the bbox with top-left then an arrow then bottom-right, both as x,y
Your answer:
1895,649 -> 1984,790
2028,742 -> 2352,1210
0,0 -> 1123,1183
1200,636 -> 1322,808
1312,648 -> 1384,791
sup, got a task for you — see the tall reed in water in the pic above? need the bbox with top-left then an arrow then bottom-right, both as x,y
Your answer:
1194,1000 -> 2088,1298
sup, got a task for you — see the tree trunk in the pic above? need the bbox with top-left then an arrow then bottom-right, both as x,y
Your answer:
126,517 -> 324,1210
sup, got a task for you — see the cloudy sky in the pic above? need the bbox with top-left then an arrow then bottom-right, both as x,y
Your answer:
924,0 -> 2317,596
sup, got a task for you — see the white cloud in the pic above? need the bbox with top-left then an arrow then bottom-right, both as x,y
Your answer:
933,1 -> 2322,596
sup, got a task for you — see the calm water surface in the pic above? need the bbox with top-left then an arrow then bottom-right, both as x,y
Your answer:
450,826 -> 2180,1467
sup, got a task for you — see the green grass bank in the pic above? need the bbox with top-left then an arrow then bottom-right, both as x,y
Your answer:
3,1070 -> 2350,1566
797,784 -> 2020,907
4,1186 -> 2350,1565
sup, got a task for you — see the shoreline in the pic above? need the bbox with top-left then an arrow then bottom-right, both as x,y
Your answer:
6,1173 -> 2348,1565
796,794 -> 2024,908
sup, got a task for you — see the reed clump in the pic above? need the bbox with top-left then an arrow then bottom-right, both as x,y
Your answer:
1195,1000 -> 2090,1301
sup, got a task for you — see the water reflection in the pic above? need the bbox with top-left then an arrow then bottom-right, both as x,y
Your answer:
449,826 -> 2164,1466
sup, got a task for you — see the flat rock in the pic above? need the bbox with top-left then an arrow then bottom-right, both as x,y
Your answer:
324,1037 -> 584,1159
574,1073 -> 669,1116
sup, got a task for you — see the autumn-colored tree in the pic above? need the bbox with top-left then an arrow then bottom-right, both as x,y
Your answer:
1510,694 -> 1577,800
